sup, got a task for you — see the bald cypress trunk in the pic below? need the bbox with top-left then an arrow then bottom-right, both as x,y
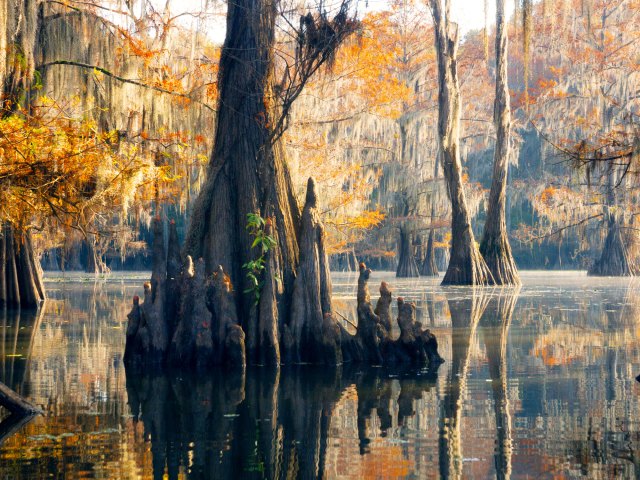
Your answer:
430,0 -> 493,286
420,229 -> 439,276
422,142 -> 440,277
480,0 -> 520,286
589,148 -> 633,276
0,1 -> 44,308
84,235 -> 109,274
124,1 -> 442,369
0,223 -> 45,309
396,226 -> 420,278
125,1 -> 363,369
185,0 -> 299,291
177,0 -> 301,366
588,214 -> 633,276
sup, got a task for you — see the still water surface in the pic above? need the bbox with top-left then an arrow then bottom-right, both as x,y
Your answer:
0,271 -> 639,479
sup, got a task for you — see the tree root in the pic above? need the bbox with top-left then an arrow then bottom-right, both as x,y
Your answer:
124,184 -> 443,370
126,258 -> 443,369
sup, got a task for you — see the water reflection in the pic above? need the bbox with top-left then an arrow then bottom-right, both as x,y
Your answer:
126,364 -> 444,479
437,291 -> 485,479
0,307 -> 43,394
0,306 -> 44,444
477,290 -> 519,480
0,273 -> 640,478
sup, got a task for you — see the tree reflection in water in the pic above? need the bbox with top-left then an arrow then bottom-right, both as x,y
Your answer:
0,306 -> 44,444
126,362 -> 444,479
438,290 -> 490,480
3,275 -> 640,478
477,289 -> 520,480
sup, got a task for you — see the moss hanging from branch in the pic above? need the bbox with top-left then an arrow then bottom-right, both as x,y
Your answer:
484,0 -> 489,64
522,0 -> 532,110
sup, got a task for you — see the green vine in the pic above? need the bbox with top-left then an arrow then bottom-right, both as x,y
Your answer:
242,213 -> 277,306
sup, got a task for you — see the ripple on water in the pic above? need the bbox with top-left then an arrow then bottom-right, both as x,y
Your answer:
0,271 -> 638,478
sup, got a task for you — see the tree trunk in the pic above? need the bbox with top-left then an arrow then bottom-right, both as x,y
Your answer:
422,134 -> 441,278
288,179 -> 341,365
0,223 -> 45,308
1,1 -> 45,308
588,214 -> 633,276
179,0 -> 301,366
396,226 -> 420,278
124,3 -> 444,369
430,0 -> 493,286
480,0 -> 520,286
84,235 -> 109,274
420,229 -> 439,276
348,248 -> 358,271
589,163 -> 633,276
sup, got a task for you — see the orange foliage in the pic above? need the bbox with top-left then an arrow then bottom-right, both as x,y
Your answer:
0,96 -> 173,244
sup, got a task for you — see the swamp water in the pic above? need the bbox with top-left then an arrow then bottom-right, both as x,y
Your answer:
0,271 -> 639,479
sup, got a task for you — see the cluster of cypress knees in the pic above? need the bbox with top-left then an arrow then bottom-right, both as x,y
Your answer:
124,181 -> 443,370
125,255 -> 444,370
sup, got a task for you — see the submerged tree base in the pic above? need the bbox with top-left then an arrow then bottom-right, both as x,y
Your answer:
480,230 -> 520,286
124,190 -> 444,371
420,230 -> 439,277
441,236 -> 494,287
396,226 -> 420,278
0,222 -> 46,308
588,219 -> 634,277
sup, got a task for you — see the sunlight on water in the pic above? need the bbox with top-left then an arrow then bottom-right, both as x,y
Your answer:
0,271 -> 639,479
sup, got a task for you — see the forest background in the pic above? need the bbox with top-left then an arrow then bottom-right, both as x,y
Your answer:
1,0 -> 638,299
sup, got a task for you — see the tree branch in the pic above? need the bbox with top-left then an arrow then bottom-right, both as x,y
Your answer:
37,61 -> 216,113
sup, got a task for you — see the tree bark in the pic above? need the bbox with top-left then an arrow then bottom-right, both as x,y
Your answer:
430,0 -> 493,286
589,163 -> 633,276
288,179 -> 341,365
0,1 -> 45,307
422,137 -> 441,278
480,0 -> 520,286
179,0 -> 301,366
588,214 -> 633,276
420,229 -> 439,276
0,223 -> 45,308
396,225 -> 420,277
